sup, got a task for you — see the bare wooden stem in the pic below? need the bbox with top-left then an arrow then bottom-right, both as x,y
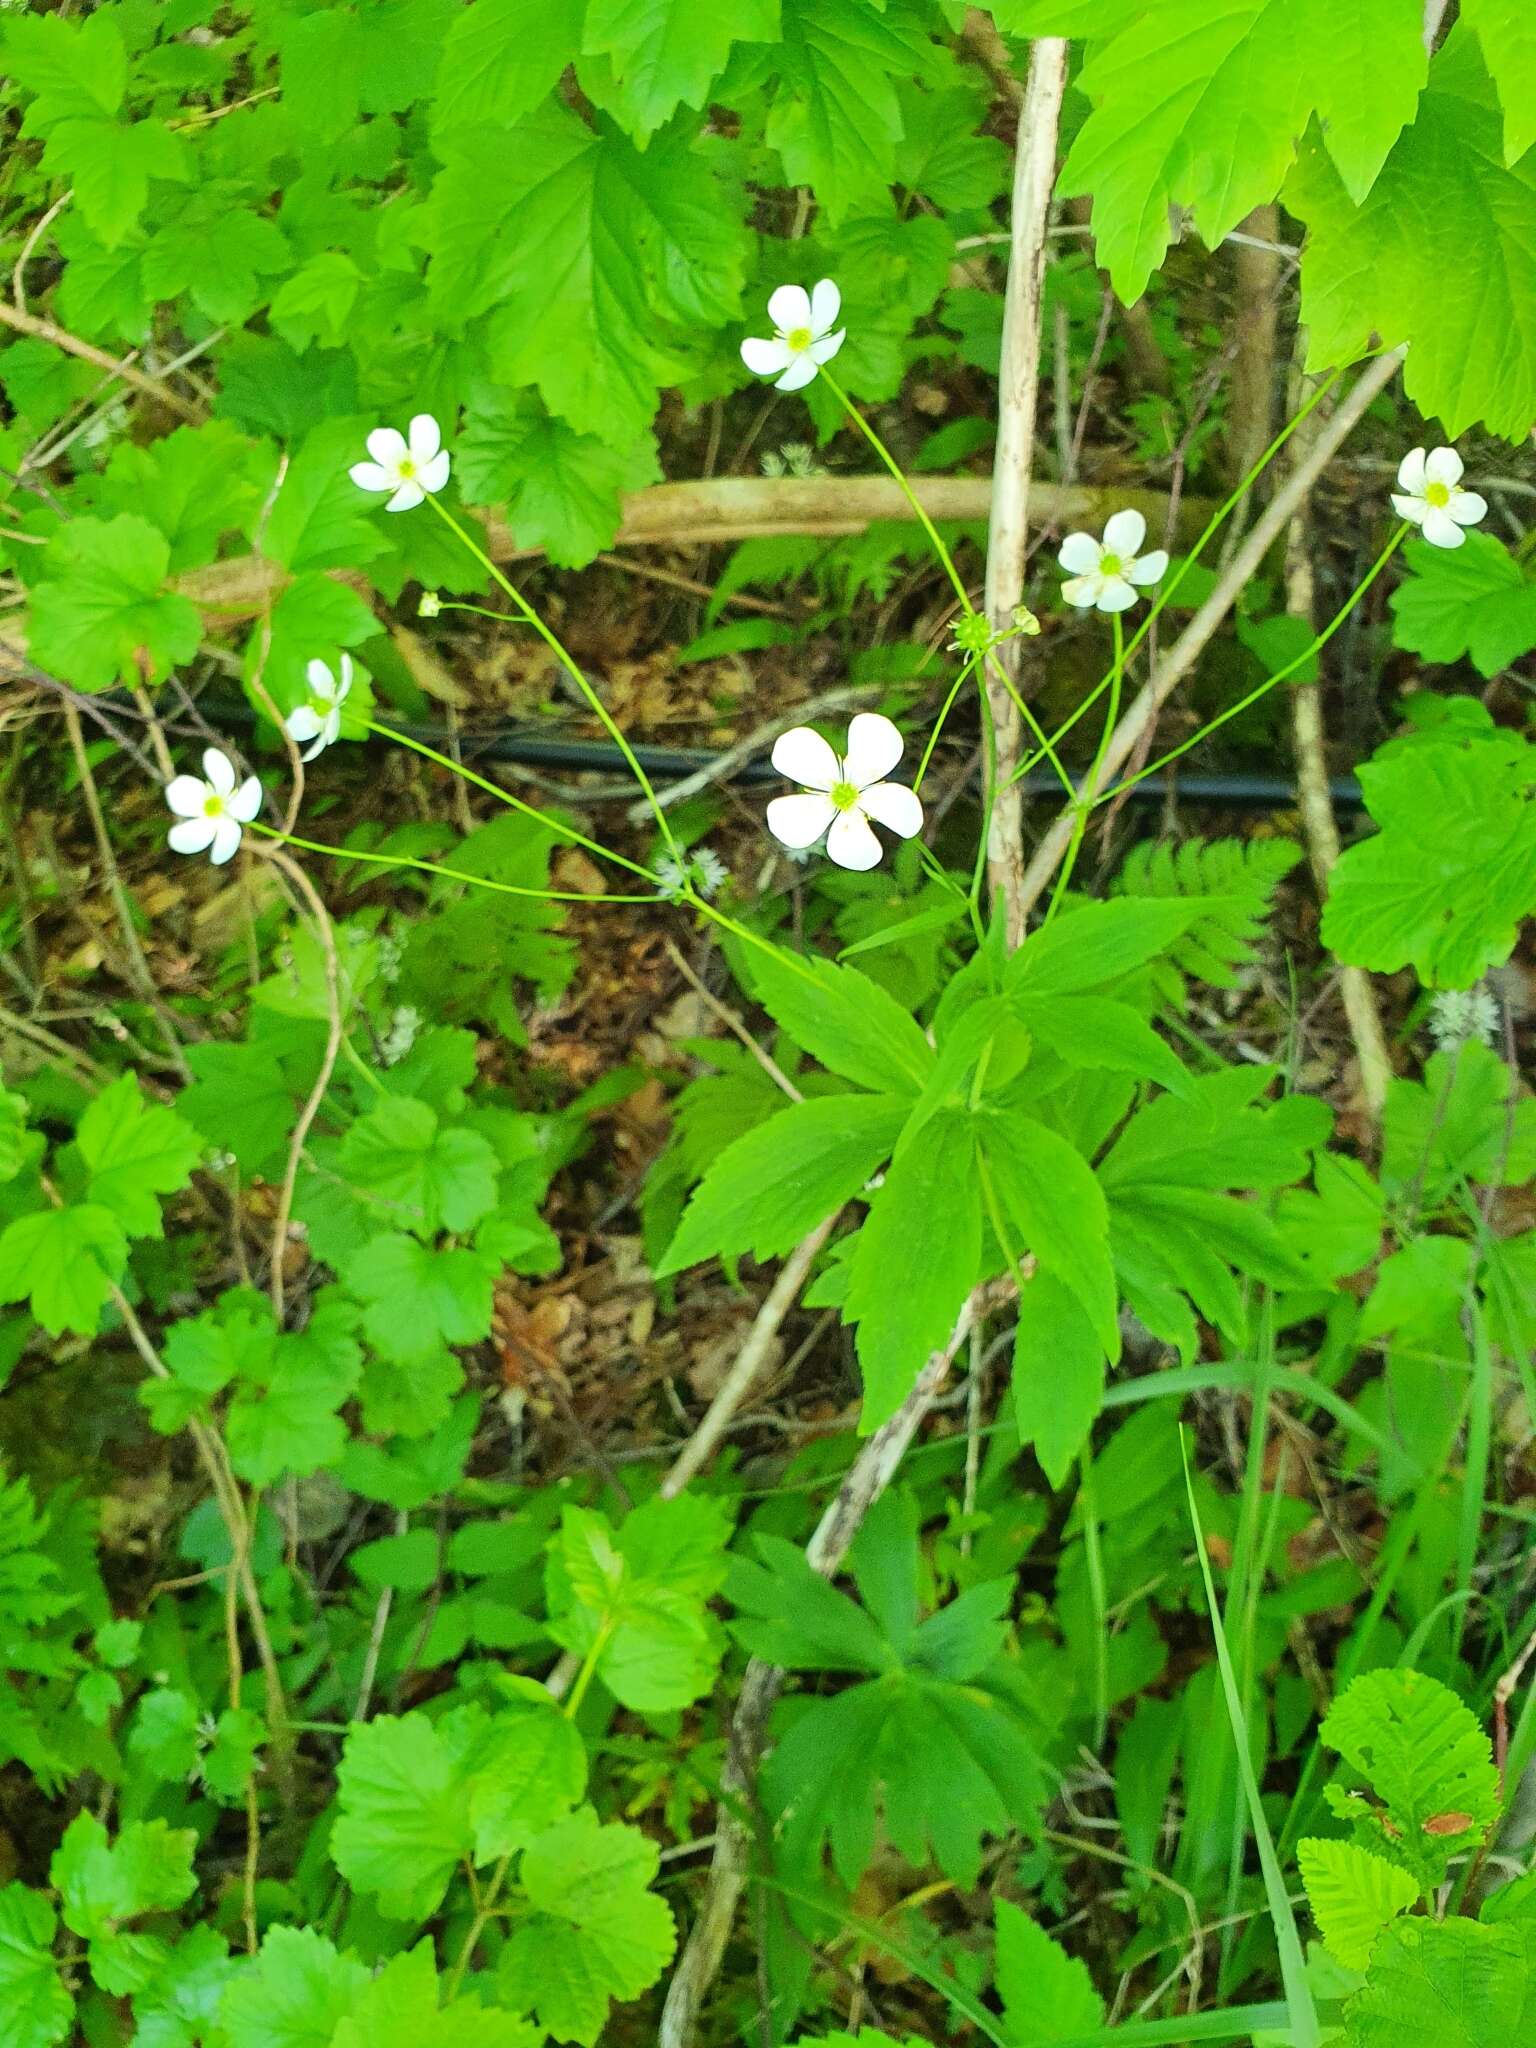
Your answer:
0,299 -> 200,423
982,37 -> 1069,947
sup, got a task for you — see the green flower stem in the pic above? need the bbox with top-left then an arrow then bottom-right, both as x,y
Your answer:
1092,527 -> 1405,808
247,819 -> 664,906
365,717 -> 655,881
1002,366 -> 1346,796
423,495 -> 681,857
1043,609 -> 1123,927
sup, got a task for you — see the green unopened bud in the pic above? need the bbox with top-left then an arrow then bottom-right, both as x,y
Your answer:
950,613 -> 996,656
419,590 -> 443,618
1012,605 -> 1041,637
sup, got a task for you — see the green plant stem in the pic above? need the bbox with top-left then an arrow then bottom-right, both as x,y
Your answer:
1094,528 -> 1406,807
1077,1445 -> 1111,1754
1043,610 -> 1123,925
246,820 -> 663,905
366,717 -> 654,879
424,496 -> 680,856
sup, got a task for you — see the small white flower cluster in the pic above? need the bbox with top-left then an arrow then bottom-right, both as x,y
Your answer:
655,849 -> 730,902
379,1004 -> 423,1066
1428,986 -> 1500,1051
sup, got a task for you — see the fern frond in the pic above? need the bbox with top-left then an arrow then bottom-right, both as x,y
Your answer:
1113,835 -> 1301,988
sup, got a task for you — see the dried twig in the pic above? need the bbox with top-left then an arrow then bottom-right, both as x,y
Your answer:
1013,349 -> 1405,921
657,1302 -> 977,2048
628,682 -> 886,825
982,36 -> 1069,947
0,299 -> 201,423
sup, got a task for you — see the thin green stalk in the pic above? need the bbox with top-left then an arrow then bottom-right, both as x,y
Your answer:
247,820 -> 663,905
1181,1433 -> 1321,2048
1043,609 -> 1122,925
1453,1296 -> 1493,1663
366,717 -> 654,880
423,495 -> 681,855
1095,529 -> 1405,808
1077,1445 -> 1111,1753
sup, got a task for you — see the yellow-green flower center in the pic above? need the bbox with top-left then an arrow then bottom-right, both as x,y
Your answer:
830,779 -> 860,812
1424,480 -> 1451,507
397,456 -> 417,478
202,794 -> 226,817
786,325 -> 813,352
1100,552 -> 1123,577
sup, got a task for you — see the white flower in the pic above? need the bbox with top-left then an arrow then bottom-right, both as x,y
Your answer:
1391,447 -> 1487,550
1429,986 -> 1500,1051
740,281 -> 846,394
285,654 -> 353,762
1058,509 -> 1169,613
349,413 -> 450,511
655,848 -> 730,902
165,748 -> 262,866
765,712 -> 922,872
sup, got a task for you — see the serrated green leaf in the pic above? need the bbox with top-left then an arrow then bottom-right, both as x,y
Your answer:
50,1813 -> 196,1996
994,1898 -> 1104,2042
141,196 -> 290,325
1459,0 -> 1536,162
3,10 -> 125,127
745,949 -> 934,1096
1298,1838 -> 1418,1970
99,421 -> 269,575
269,251 -> 366,353
331,1940 -> 542,2048
1389,533 -> 1536,679
497,1808 -> 676,2045
0,1203 -> 128,1338
1323,723 -> 1536,987
982,1111 -> 1119,1358
467,1702 -> 587,1859
29,516 -> 202,691
582,0 -> 779,140
1342,1916 -> 1536,2046
1011,1271 -> 1105,1490
347,1234 -> 496,1364
0,1884 -> 71,2048
219,1926 -> 370,2048
330,1712 -> 477,1920
76,1075 -> 201,1239
341,1096 -> 500,1238
42,117 -> 188,250
1291,33 -> 1536,438
431,0 -> 582,137
658,1092 -> 906,1275
764,0 -> 930,222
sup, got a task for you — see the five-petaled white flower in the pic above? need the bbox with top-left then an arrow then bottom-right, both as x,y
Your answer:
350,414 -> 450,511
740,281 -> 846,393
165,748 -> 262,866
1058,509 -> 1169,613
1391,447 -> 1487,550
286,655 -> 353,762
765,712 -> 922,872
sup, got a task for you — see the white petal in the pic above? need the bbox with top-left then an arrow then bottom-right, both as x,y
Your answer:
336,652 -> 354,696
1057,531 -> 1102,575
740,335 -> 792,377
1097,576 -> 1139,612
305,658 -> 337,699
1392,493 -> 1427,526
809,278 -> 841,336
417,450 -> 450,494
168,816 -> 217,856
1102,507 -> 1147,557
766,791 -> 837,849
209,816 -> 244,865
1061,573 -> 1101,609
230,776 -> 263,822
1127,548 -> 1169,586
807,328 -> 845,366
165,774 -> 208,818
385,478 -> 425,512
1420,506 -> 1465,549
842,711 -> 904,789
771,726 -> 840,790
286,705 -> 324,743
775,354 -> 820,393
767,284 -> 811,335
202,747 -> 236,795
407,414 -> 442,466
350,461 -> 398,494
1424,446 -> 1463,489
300,728 -> 329,762
858,781 -> 923,838
1395,448 -> 1427,494
365,427 -> 408,469
1450,490 -> 1487,527
826,809 -> 883,871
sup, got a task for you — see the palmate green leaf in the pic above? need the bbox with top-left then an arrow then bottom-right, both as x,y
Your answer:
1290,33 -> 1536,438
129,1925 -> 235,2048
981,1110 -> 1119,1356
746,949 -> 934,1096
1343,1917 -> 1536,2046
994,1899 -> 1104,2043
430,0 -> 581,137
50,1813 -> 197,1997
1382,1042 -> 1536,1206
2,9 -> 125,127
1390,533 -> 1536,679
0,1203 -> 128,1338
1456,0 -> 1536,163
28,516 -> 201,691
332,1940 -> 542,2048
764,0 -> 934,222
76,1074 -> 201,1239
223,1298 -> 363,1486
340,1096 -> 500,1238
141,194 -> 291,326
41,117 -> 188,250
98,422 -> 270,576
727,1533 -> 895,1674
268,251 -> 366,352
263,420 -> 392,575
657,1093 -> 908,1275
845,1111 -> 981,1429
582,0 -> 779,140
467,1696 -> 587,1859
456,388 -> 660,568
219,1926 -> 371,2048
1012,1271 -> 1104,1490
347,1234 -> 497,1364
0,1884 -> 71,2048
1058,0 -> 1426,302
1322,719 -> 1536,987
497,1808 -> 676,2046
1297,1839 -> 1418,1970
330,1710 -> 481,1920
